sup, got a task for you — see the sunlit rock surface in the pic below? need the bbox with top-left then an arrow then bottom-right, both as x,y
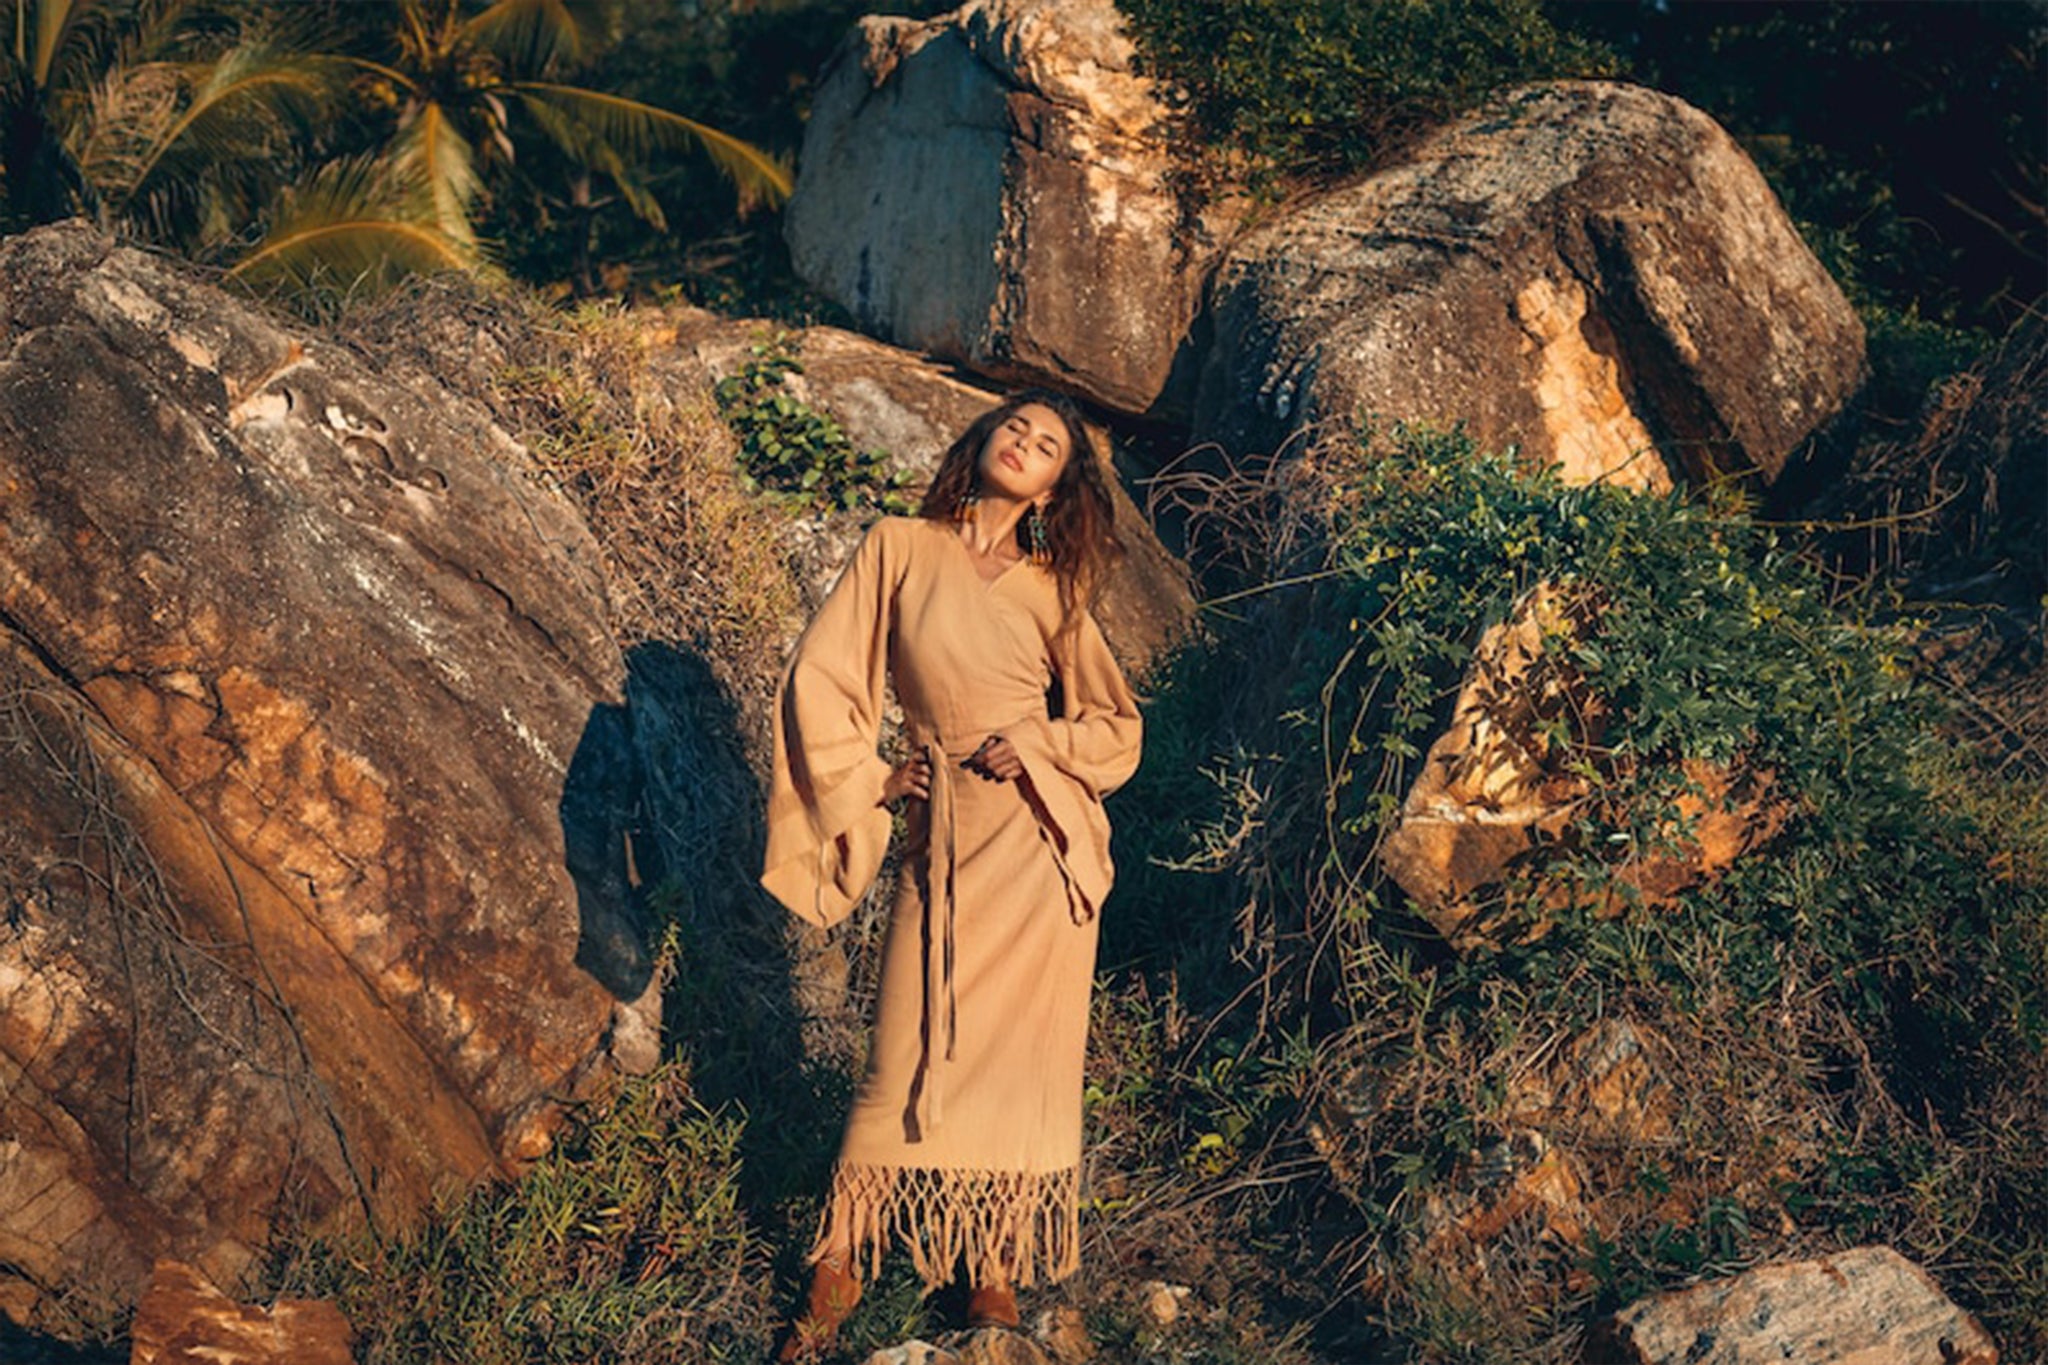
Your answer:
1598,1246 -> 1999,1364
859,1328 -> 1060,1365
1193,81 -> 1866,488
785,0 -> 1239,415
128,1260 -> 352,1365
0,223 -> 655,1326
1378,583 -> 1790,948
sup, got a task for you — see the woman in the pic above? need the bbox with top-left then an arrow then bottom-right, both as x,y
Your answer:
760,390 -> 1143,1359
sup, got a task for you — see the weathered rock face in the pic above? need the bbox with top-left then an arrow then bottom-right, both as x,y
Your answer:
0,224 -> 653,1325
1598,1245 -> 1999,1364
785,0 -> 1237,415
1193,81 -> 1866,489
657,307 -> 1198,675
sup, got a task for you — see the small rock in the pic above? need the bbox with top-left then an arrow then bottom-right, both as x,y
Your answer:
1504,1017 -> 1679,1148
129,1260 -> 353,1365
862,1342 -> 960,1365
950,1327 -> 1057,1364
1419,1128 -> 1588,1255
1031,1304 -> 1094,1362
1598,1245 -> 1999,1364
1135,1280 -> 1191,1327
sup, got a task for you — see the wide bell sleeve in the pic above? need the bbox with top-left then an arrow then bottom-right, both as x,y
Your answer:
760,521 -> 900,928
1008,608 -> 1143,921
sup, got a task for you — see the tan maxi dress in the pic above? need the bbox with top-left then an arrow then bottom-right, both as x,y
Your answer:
761,514 -> 1142,1289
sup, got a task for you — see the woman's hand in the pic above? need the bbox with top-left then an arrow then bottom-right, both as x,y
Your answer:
881,751 -> 932,804
962,734 -> 1025,783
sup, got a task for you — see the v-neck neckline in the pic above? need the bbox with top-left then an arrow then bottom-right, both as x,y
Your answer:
945,522 -> 1029,592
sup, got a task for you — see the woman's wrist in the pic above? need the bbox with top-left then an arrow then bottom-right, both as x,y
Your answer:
882,750 -> 933,804
962,733 -> 1024,783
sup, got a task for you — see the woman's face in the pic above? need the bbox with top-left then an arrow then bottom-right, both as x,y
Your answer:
977,402 -> 1072,507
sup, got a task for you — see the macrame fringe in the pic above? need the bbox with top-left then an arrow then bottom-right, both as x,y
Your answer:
809,1161 -> 1081,1290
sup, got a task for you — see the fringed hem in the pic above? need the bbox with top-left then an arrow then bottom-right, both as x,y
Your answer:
808,1160 -> 1081,1290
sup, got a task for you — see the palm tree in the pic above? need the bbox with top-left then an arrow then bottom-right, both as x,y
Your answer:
2,1 -> 791,297
230,0 -> 793,294
2,0 -> 346,242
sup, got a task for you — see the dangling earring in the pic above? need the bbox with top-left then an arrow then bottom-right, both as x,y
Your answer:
953,483 -> 981,526
1026,502 -> 1051,565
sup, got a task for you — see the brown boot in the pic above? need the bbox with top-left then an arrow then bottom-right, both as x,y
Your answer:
774,1252 -> 862,1363
964,1280 -> 1020,1330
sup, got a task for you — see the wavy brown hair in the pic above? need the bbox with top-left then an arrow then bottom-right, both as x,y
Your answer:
920,388 -> 1125,638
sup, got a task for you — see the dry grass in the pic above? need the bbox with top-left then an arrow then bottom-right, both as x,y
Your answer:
1808,314 -> 2047,776
487,302 -> 802,720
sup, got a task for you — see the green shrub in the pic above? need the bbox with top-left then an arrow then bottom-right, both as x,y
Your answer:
1268,420 -> 2043,1052
268,1061 -> 773,1365
713,334 -> 917,514
1116,420 -> 2048,1359
1114,0 -> 1619,189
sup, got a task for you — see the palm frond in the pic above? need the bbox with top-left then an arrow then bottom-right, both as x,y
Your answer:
80,41 -> 354,248
329,52 -> 418,92
6,0 -> 119,94
517,88 -> 665,229
391,0 -> 440,75
29,0 -> 85,88
119,0 -> 207,69
229,152 -> 480,295
64,56 -> 180,204
391,97 -> 481,245
508,80 -> 791,214
10,0 -> 209,133
31,0 -> 175,95
582,143 -> 665,231
119,44 -> 351,203
462,0 -> 591,76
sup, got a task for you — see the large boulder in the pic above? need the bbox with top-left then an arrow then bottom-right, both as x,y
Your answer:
655,307 -> 1197,676
1193,81 -> 1866,489
0,224 -> 654,1326
784,0 -> 1237,416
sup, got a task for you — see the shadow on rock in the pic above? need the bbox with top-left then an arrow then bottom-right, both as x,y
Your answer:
562,641 -> 853,1236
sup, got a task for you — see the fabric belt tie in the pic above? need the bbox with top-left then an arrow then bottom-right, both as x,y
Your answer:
917,732 -> 961,1138
907,722 -> 1087,1138
1037,809 -> 1092,927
